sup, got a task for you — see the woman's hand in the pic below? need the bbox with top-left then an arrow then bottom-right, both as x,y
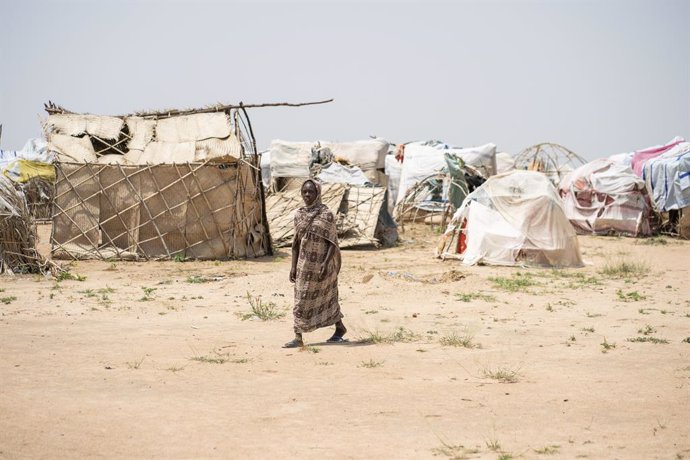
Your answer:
289,267 -> 297,283
319,262 -> 329,280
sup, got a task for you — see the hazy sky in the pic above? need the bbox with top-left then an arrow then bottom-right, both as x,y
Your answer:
1,0 -> 688,159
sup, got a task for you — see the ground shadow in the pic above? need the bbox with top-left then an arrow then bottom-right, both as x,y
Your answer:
307,339 -> 376,348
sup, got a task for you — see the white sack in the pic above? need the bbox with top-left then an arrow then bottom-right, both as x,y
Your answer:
49,134 -> 97,163
125,117 -> 156,150
124,149 -> 145,164
140,142 -> 196,164
155,113 -> 231,143
97,154 -> 129,165
47,114 -> 124,140
194,133 -> 243,162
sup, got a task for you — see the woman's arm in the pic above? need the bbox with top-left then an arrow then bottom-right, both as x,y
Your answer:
319,240 -> 336,280
290,236 -> 300,283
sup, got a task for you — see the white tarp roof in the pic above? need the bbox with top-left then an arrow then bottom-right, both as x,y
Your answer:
496,152 -> 515,174
269,139 -> 390,179
46,112 -> 241,164
395,144 -> 446,206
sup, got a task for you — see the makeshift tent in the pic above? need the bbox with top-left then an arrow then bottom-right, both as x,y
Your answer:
514,143 -> 586,185
394,142 -> 496,206
265,183 -> 391,248
267,138 -> 396,247
394,144 -> 486,224
437,170 -> 583,268
559,159 -> 653,236
43,102 -> 271,260
640,140 -> 690,212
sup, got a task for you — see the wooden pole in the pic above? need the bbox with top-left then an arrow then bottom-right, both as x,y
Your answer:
44,99 -> 334,119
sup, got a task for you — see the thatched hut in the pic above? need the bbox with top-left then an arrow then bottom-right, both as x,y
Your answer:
43,102 -> 272,260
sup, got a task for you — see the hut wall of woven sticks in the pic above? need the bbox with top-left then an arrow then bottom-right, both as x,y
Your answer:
43,102 -> 272,261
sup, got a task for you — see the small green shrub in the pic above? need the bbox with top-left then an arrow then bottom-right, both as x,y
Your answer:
237,292 -> 285,321
488,272 -> 537,292
600,259 -> 650,279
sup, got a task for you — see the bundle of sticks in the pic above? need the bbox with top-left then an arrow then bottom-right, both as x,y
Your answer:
0,176 -> 57,275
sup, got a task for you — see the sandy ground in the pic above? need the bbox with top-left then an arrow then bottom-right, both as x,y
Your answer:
1,223 -> 689,459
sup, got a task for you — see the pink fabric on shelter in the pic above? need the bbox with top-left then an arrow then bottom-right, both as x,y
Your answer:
631,137 -> 685,177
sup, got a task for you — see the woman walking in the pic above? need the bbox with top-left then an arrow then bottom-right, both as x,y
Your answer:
283,179 -> 347,348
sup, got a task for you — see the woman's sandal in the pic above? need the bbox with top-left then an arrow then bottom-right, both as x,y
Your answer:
326,335 -> 348,343
282,339 -> 304,349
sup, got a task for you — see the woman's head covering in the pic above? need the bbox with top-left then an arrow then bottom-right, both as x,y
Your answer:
301,179 -> 322,209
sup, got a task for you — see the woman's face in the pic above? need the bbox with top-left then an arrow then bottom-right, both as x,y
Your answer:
301,181 -> 317,206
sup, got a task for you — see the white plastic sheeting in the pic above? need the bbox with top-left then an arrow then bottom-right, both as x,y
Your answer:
0,139 -> 53,166
321,139 -> 388,170
0,139 -> 56,183
496,152 -> 515,174
444,170 -> 583,267
317,163 -> 371,186
641,141 -> 690,211
269,140 -> 313,178
259,150 -> 271,188
395,144 -> 446,206
394,141 -> 497,208
442,143 -> 497,178
385,154 -> 402,215
269,139 -> 390,179
608,152 -> 633,166
559,159 -> 652,236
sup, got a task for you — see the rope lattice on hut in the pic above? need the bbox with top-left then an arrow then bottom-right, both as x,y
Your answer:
51,161 -> 270,260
